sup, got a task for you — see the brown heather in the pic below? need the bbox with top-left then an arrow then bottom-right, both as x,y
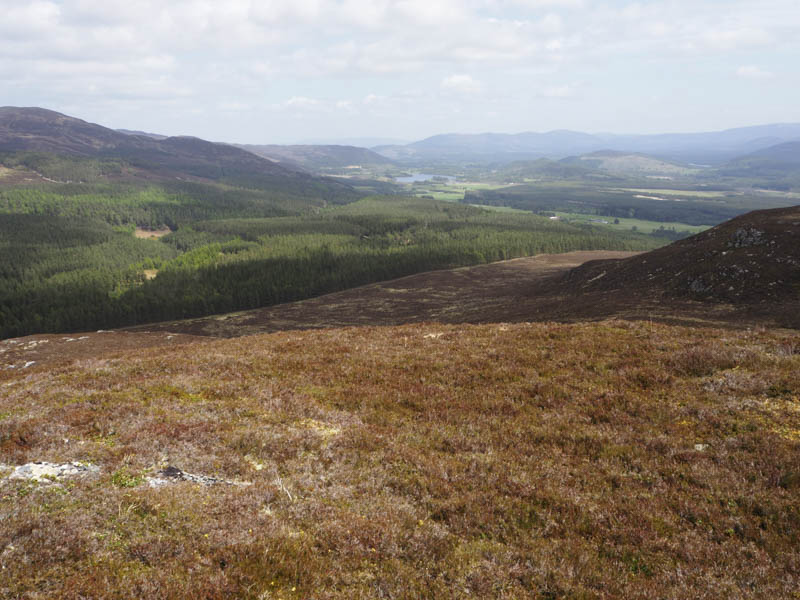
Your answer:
1,320 -> 799,598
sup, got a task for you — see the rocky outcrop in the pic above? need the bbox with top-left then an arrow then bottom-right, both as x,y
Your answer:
146,465 -> 250,488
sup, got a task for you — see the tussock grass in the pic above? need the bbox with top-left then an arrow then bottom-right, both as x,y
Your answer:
1,320 -> 799,598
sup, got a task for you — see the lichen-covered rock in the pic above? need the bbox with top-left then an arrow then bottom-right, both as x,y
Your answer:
1,461 -> 99,483
729,227 -> 765,248
688,277 -> 710,294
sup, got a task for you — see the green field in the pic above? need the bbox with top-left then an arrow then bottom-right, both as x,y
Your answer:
403,177 -> 729,236
613,187 -> 730,198
403,178 -> 519,203
469,204 -> 532,214
553,212 -> 710,235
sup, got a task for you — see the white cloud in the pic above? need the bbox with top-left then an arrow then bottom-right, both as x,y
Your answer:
536,13 -> 564,34
271,96 -> 363,116
505,0 -> 584,7
737,65 -> 775,80
541,84 -> 575,98
1,0 -> 798,141
219,101 -> 253,112
702,28 -> 772,50
394,0 -> 468,25
441,74 -> 484,94
284,96 -> 324,110
0,1 -> 60,38
335,100 -> 357,113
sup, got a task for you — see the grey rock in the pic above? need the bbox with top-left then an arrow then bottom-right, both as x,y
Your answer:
2,461 -> 99,483
145,465 -> 250,487
688,277 -> 709,294
729,227 -> 766,248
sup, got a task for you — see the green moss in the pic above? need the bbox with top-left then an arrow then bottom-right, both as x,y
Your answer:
111,468 -> 144,488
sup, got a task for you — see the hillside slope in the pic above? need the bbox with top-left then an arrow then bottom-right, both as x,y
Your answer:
240,144 -> 394,170
1,320 -> 798,598
0,107 -> 355,193
117,251 -> 637,337
564,150 -> 698,176
718,141 -> 800,179
114,207 -> 800,339
374,130 -> 602,162
565,206 -> 800,304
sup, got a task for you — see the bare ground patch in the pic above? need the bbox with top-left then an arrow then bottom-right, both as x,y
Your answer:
134,227 -> 171,239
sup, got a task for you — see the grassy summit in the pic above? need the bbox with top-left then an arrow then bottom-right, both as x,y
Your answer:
1,320 -> 798,598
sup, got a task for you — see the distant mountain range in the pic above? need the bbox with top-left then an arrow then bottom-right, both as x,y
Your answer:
482,144 -> 800,184
4,107 -> 799,180
374,124 -> 800,165
298,136 -> 411,148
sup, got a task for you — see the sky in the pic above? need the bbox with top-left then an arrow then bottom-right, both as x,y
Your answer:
2,0 -> 799,144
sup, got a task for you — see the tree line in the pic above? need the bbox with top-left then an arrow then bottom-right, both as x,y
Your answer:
0,194 -> 663,338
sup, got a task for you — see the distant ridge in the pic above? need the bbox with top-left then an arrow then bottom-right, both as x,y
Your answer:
239,144 -> 394,170
0,106 -> 348,188
718,141 -> 800,178
561,151 -> 696,176
374,123 -> 800,164
116,128 -> 168,140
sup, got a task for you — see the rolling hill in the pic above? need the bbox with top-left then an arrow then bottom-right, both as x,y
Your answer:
374,130 -> 602,163
563,151 -> 698,177
2,104 -> 800,600
0,107 -> 355,195
718,141 -> 800,179
239,144 -> 395,171
561,205 -> 800,325
495,158 -> 601,181
113,206 -> 800,338
494,151 -> 701,182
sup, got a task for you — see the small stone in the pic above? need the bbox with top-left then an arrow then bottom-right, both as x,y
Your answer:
146,477 -> 171,488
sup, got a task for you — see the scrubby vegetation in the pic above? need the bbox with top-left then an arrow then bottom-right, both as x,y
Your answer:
1,320 -> 798,598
